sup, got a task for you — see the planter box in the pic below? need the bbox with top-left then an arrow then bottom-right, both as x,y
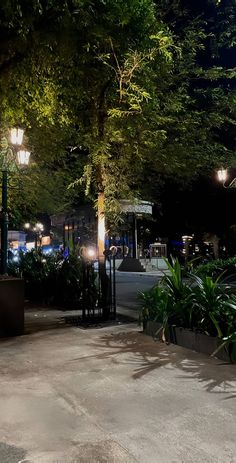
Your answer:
174,327 -> 229,362
144,321 -> 163,338
0,278 -> 24,336
174,327 -> 196,351
144,321 -> 176,344
144,321 -> 230,362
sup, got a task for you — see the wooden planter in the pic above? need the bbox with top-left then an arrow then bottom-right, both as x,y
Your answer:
144,321 -> 230,362
0,278 -> 24,337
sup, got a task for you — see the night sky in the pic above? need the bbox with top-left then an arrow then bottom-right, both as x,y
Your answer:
156,175 -> 236,237
153,0 -> 236,242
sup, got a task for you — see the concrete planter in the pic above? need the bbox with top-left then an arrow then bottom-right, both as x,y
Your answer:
174,327 -> 196,351
144,321 -> 230,362
0,278 -> 24,336
144,320 -> 163,338
174,327 -> 230,362
144,320 -> 176,344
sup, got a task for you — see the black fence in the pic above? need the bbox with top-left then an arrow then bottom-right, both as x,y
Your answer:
80,253 -> 116,321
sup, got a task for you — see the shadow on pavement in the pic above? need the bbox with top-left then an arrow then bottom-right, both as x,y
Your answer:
0,442 -> 27,463
73,330 -> 236,398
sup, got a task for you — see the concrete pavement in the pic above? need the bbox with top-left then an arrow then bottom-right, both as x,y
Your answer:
0,308 -> 236,462
117,269 -> 167,277
116,271 -> 162,315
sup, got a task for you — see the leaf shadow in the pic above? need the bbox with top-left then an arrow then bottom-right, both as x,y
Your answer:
72,329 -> 236,398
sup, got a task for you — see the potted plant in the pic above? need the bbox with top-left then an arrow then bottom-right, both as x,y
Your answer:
139,257 -> 236,363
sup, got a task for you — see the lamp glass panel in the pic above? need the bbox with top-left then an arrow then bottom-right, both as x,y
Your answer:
10,128 -> 24,145
17,150 -> 30,165
217,168 -> 227,182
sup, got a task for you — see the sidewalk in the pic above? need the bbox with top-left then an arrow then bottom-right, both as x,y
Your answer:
0,307 -> 235,462
117,270 -> 165,276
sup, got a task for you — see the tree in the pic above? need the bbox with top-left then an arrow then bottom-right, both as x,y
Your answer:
1,1 -> 235,214
0,1 -> 236,291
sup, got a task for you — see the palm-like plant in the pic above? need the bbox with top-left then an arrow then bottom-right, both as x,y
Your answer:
160,257 -> 184,299
139,257 -> 236,362
191,273 -> 236,361
139,285 -> 172,342
160,257 -> 196,328
191,274 -> 234,336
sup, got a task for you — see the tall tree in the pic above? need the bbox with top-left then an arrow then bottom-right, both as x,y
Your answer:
0,0 -> 235,220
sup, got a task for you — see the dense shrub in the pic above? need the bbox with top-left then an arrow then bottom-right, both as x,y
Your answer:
193,257 -> 236,279
139,258 -> 236,362
8,250 -> 98,309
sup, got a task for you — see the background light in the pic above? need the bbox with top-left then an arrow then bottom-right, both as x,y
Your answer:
81,246 -> 97,260
87,248 -> 96,258
217,168 -> 227,183
35,222 -> 44,232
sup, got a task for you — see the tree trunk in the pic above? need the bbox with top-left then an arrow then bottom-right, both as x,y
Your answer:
97,191 -> 110,319
96,81 -> 112,318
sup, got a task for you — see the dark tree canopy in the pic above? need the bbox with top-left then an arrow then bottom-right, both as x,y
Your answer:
0,0 -> 235,225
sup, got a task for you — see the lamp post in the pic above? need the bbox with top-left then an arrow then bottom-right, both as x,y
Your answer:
33,222 -> 44,249
24,222 -> 44,250
0,128 -> 30,274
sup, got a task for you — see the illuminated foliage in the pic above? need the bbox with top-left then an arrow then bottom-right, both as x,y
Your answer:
0,0 -> 235,223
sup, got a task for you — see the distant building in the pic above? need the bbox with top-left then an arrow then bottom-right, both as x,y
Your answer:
51,200 -> 154,258
50,205 -> 97,250
8,230 -> 26,249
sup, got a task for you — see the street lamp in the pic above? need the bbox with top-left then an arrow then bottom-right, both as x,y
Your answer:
33,222 -> 44,249
17,150 -> 31,166
217,168 -> 236,188
10,128 -> 24,146
0,128 -> 31,274
24,222 -> 44,250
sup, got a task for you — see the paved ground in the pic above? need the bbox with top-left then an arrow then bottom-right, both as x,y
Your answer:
116,271 -> 160,314
0,308 -> 236,463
